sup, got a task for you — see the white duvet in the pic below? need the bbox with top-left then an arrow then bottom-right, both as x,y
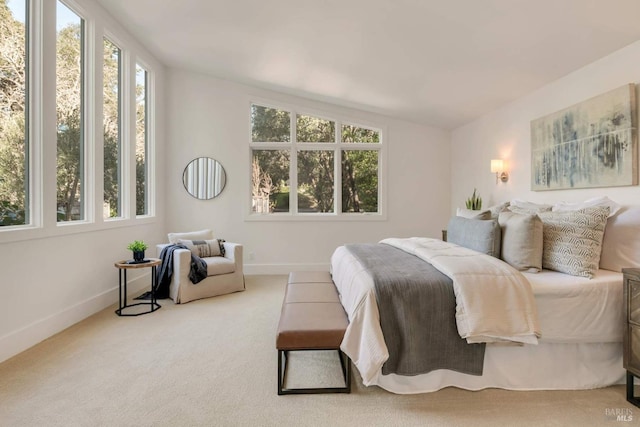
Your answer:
380,237 -> 540,345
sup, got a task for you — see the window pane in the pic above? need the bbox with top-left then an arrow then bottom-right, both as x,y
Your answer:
135,63 -> 147,216
0,0 -> 28,226
342,150 -> 378,213
342,124 -> 380,143
251,104 -> 290,142
296,114 -> 335,143
251,149 -> 290,213
56,1 -> 84,222
103,38 -> 121,218
298,150 -> 334,213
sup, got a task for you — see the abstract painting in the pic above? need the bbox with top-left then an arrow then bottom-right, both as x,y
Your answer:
531,84 -> 637,191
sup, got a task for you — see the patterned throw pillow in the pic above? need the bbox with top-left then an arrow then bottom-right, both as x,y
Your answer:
537,207 -> 610,278
177,239 -> 226,258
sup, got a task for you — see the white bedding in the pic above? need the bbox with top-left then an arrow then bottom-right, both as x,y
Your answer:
331,244 -> 625,393
381,237 -> 540,344
523,269 -> 624,343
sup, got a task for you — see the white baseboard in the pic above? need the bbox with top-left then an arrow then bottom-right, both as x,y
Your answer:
0,273 -> 151,364
244,263 -> 330,275
1,263 -> 331,363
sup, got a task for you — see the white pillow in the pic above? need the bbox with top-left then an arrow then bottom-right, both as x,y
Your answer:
509,199 -> 552,214
600,206 -> 640,272
538,207 -> 609,278
456,208 -> 490,219
167,229 -> 213,244
488,201 -> 510,219
552,196 -> 621,218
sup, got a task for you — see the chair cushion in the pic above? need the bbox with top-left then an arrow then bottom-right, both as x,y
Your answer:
168,229 -> 214,244
204,256 -> 235,275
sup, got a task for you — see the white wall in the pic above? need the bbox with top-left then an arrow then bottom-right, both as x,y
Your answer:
165,69 -> 451,273
451,40 -> 640,211
0,0 -> 166,363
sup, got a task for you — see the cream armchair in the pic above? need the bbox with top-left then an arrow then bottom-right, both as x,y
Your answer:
156,234 -> 245,303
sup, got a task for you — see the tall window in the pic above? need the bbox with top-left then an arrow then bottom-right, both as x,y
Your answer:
135,63 -> 148,216
0,0 -> 28,227
103,38 -> 121,219
341,125 -> 379,213
250,103 -> 381,216
56,1 -> 84,222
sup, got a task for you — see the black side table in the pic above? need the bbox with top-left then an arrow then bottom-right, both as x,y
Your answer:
114,258 -> 162,316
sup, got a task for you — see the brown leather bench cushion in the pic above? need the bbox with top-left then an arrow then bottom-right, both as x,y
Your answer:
288,271 -> 333,284
276,302 -> 348,350
284,282 -> 340,303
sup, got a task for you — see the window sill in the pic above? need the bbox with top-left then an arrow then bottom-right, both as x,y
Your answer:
245,212 -> 387,222
0,216 -> 157,244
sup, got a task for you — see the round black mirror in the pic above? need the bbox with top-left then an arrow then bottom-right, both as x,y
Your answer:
182,157 -> 226,200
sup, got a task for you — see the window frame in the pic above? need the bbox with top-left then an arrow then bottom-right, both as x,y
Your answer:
0,0 -> 31,229
0,0 -> 157,243
55,0 -> 87,225
248,99 -> 386,221
134,60 -> 153,218
102,35 -> 123,220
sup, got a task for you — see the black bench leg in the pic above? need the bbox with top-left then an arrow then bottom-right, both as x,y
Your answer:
277,349 -> 351,395
338,350 -> 351,393
278,350 -> 287,395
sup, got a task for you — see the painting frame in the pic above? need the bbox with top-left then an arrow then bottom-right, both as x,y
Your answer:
531,84 -> 637,191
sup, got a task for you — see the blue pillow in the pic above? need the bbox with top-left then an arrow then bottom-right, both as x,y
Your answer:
446,216 -> 501,258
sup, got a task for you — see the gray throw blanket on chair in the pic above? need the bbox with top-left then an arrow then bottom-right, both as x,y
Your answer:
345,243 -> 485,376
154,244 -> 208,299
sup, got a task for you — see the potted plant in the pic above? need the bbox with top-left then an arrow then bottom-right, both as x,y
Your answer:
465,188 -> 482,210
127,240 -> 148,262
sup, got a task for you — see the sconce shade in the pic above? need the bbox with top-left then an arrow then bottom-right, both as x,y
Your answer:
490,159 -> 503,173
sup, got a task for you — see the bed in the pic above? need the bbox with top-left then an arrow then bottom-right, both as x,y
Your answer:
330,201 -> 640,394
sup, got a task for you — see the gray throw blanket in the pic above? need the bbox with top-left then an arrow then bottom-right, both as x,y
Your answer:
154,244 -> 208,299
345,243 -> 485,376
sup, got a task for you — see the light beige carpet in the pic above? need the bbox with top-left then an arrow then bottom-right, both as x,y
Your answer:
0,275 -> 638,426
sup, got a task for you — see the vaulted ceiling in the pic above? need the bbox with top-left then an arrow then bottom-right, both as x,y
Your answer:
96,0 -> 640,129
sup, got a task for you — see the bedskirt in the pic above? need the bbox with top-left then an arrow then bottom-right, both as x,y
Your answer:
373,342 -> 624,394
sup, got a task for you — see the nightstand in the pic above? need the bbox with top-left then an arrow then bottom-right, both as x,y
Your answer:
623,268 -> 640,407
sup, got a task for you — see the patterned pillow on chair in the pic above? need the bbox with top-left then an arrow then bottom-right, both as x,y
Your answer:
177,239 -> 226,258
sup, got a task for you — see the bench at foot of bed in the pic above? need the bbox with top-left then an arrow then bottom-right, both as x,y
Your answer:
275,271 -> 351,395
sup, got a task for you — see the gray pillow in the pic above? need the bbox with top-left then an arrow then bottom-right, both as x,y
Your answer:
498,211 -> 543,272
446,216 -> 501,258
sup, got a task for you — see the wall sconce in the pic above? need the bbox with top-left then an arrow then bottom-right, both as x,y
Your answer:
490,159 -> 509,183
